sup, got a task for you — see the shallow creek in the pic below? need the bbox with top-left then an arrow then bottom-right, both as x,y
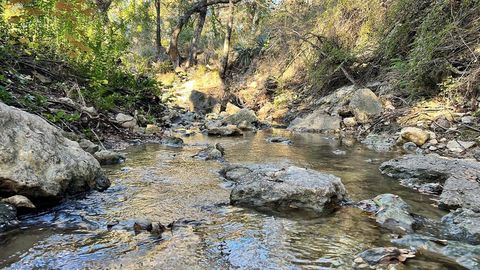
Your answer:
0,129 -> 453,269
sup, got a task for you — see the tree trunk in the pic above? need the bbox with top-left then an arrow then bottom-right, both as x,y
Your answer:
219,0 -> 234,110
219,0 -> 234,78
167,0 -> 241,67
187,1 -> 207,68
154,0 -> 166,60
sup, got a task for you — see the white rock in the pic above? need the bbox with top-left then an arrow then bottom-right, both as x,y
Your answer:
115,113 -> 137,128
447,140 -> 476,153
461,116 -> 475,124
343,117 -> 357,127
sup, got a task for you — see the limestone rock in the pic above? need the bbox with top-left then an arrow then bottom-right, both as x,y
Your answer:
357,194 -> 417,233
348,88 -> 383,123
207,125 -> 242,136
115,113 -> 137,128
78,139 -> 100,154
380,154 -> 480,210
225,164 -> 347,214
288,110 -> 341,133
94,150 -> 126,165
399,127 -> 430,146
446,140 -> 476,153
224,108 -> 258,126
442,208 -> 480,244
2,195 -> 36,209
343,117 -> 357,127
193,143 -> 225,160
225,103 -> 241,115
0,102 -> 110,203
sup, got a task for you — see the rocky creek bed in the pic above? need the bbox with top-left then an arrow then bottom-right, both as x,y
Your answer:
2,128 -> 478,269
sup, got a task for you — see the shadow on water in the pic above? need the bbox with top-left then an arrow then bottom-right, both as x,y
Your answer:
0,129 -> 451,269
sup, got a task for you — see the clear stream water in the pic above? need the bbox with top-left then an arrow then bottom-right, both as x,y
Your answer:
0,129 -> 455,269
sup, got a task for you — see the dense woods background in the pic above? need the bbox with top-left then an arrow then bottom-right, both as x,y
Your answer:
1,0 -> 479,121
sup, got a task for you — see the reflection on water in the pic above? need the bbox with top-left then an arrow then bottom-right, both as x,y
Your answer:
0,130 -> 448,269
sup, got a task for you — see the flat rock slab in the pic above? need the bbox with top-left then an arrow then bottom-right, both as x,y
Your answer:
288,111 -> 341,133
380,154 -> 480,211
223,164 -> 347,214
393,234 -> 480,270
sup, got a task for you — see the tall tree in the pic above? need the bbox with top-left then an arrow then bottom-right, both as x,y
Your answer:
186,0 -> 207,68
219,0 -> 234,110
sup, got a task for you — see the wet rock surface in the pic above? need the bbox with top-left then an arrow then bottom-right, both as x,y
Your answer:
357,194 -> 417,233
0,102 -> 110,204
441,208 -> 480,245
193,143 -> 225,160
1,195 -> 36,209
0,203 -> 18,232
266,136 -> 292,144
224,164 -> 347,214
393,234 -> 480,270
94,150 -> 126,165
380,155 -> 480,205
353,247 -> 415,268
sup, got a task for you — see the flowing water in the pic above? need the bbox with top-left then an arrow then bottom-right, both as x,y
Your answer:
0,130 -> 453,269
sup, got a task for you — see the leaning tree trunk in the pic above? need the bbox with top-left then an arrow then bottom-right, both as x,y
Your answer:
219,0 -> 234,111
186,1 -> 207,68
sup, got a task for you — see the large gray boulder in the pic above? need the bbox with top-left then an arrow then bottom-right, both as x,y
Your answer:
0,102 -> 110,204
348,88 -> 383,123
380,155 -> 480,211
223,164 -> 347,214
288,110 -> 341,133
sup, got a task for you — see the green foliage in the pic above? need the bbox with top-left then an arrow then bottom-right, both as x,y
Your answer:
0,86 -> 14,104
44,110 -> 81,123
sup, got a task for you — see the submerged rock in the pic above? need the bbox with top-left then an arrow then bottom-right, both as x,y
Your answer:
161,136 -> 184,147
361,133 -> 396,152
380,154 -> 480,202
266,137 -> 292,144
442,208 -> 480,245
0,102 -> 110,204
357,194 -> 417,233
94,150 -> 126,165
193,143 -> 225,160
1,195 -> 36,209
393,234 -> 480,270
224,164 -> 347,214
0,202 -> 18,232
354,247 -> 415,268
